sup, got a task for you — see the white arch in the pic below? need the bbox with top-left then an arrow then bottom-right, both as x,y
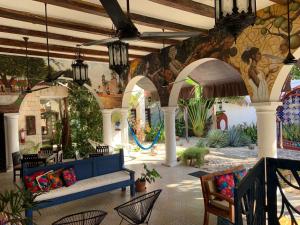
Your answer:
169,58 -> 216,107
270,48 -> 300,101
122,75 -> 157,108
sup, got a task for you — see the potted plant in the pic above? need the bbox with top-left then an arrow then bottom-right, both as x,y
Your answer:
0,185 -> 41,225
135,164 -> 162,192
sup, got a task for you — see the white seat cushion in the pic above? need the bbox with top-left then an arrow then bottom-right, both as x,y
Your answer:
36,171 -> 130,201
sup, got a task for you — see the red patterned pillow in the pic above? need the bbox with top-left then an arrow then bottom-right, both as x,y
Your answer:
62,167 -> 77,187
36,171 -> 53,192
47,170 -> 63,190
24,171 -> 44,193
215,173 -> 235,198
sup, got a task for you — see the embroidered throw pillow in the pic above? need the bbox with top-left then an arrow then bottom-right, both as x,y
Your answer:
233,169 -> 247,185
47,170 -> 63,190
62,167 -> 77,187
24,171 -> 45,193
36,171 -> 53,192
215,173 -> 235,198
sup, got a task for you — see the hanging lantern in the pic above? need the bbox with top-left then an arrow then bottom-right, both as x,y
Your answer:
214,0 -> 256,38
107,41 -> 129,80
72,45 -> 88,86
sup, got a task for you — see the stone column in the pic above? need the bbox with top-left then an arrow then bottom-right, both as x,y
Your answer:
101,109 -> 114,147
162,107 -> 177,167
252,102 -> 281,158
4,113 -> 20,169
120,108 -> 129,148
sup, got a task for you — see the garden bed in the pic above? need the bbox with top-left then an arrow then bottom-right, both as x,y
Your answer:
282,139 -> 300,151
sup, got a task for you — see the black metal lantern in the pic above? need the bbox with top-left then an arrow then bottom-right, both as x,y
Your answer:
72,45 -> 88,86
107,41 -> 129,79
214,0 -> 256,38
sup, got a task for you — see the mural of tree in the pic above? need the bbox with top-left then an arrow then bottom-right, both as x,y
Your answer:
256,2 -> 300,54
0,54 -> 57,91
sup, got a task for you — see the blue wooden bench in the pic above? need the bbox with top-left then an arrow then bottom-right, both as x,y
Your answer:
22,149 -> 135,224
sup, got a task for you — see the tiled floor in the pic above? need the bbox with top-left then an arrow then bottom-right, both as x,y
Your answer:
0,153 -> 217,225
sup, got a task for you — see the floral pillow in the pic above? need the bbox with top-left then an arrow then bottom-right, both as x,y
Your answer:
215,173 -> 235,198
36,171 -> 53,192
24,171 -> 45,193
47,170 -> 63,190
233,169 -> 247,185
62,167 -> 77,187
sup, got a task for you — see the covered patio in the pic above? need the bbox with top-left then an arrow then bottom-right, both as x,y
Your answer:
0,0 -> 300,225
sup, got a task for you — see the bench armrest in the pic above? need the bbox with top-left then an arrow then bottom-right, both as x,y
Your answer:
210,192 -> 234,204
122,168 -> 135,180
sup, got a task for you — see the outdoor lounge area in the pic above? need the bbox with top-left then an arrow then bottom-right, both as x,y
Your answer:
1,0 -> 300,225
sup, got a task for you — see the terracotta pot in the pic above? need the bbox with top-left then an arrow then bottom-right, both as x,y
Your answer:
135,180 -> 146,192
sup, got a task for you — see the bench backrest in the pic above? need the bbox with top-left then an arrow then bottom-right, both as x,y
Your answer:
23,150 -> 124,181
200,165 -> 245,204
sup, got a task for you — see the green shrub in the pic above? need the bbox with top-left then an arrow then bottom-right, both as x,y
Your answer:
228,126 -> 251,147
240,123 -> 257,144
207,130 -> 229,148
175,118 -> 185,137
144,123 -> 165,143
181,147 -> 209,167
283,124 -> 300,142
196,138 -> 207,148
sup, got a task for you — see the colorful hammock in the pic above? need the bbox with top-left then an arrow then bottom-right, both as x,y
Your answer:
128,121 -> 163,150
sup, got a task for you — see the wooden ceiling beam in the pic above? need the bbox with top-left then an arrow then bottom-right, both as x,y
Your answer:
0,46 -> 109,62
0,37 -> 143,58
149,0 -> 215,18
33,0 -> 207,33
0,7 -> 180,45
0,25 -> 159,53
270,0 -> 287,4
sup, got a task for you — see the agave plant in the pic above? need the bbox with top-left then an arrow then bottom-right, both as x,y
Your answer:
207,129 -> 229,148
282,124 -> 300,142
227,126 -> 251,147
179,78 -> 214,137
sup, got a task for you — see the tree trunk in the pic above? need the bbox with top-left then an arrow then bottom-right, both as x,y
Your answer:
61,98 -> 71,151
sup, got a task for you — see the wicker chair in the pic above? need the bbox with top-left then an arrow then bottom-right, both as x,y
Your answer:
95,145 -> 109,156
75,150 -> 81,160
12,152 -> 22,182
114,189 -> 162,225
57,150 -> 63,163
21,158 -> 46,169
23,154 -> 39,160
52,210 -> 107,225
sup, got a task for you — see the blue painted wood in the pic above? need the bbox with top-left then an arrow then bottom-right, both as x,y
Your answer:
23,150 -> 135,224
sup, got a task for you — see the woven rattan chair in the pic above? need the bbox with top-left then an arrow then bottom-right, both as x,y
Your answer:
23,154 -> 39,160
12,152 -> 22,182
21,158 -> 46,169
114,189 -> 162,225
52,210 -> 107,225
95,145 -> 109,156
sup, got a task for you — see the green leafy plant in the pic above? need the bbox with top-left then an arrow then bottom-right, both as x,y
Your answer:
207,129 -> 229,148
175,118 -> 185,137
282,124 -> 300,142
181,147 -> 209,167
67,84 -> 103,158
137,164 -> 162,184
240,123 -> 257,144
227,126 -> 251,147
144,123 -> 165,143
0,185 -> 41,225
196,138 -> 208,148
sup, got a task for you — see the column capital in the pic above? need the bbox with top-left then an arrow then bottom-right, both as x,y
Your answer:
162,106 -> 177,113
251,101 -> 282,113
4,113 -> 19,119
101,109 -> 114,115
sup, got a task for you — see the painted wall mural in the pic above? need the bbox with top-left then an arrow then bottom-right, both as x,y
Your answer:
129,2 -> 300,105
0,55 -> 123,109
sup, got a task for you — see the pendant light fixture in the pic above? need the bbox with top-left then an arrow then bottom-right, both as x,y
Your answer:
72,45 -> 89,86
214,0 -> 256,39
283,0 -> 297,65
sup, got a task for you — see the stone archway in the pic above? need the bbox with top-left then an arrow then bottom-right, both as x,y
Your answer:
164,58 -> 248,166
120,75 -> 161,153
